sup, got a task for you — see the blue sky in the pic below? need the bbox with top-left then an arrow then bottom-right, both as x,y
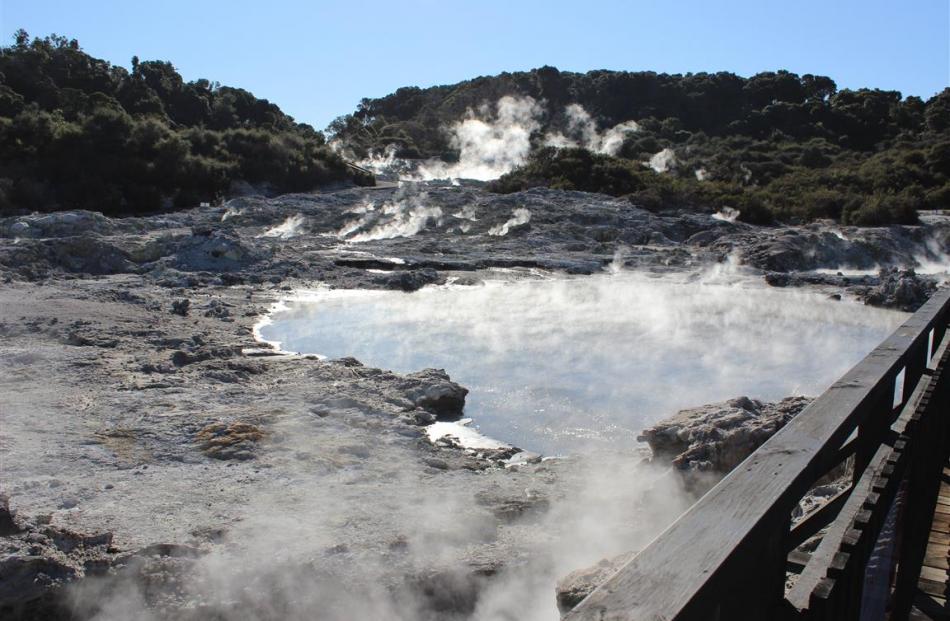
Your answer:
2,0 -> 948,131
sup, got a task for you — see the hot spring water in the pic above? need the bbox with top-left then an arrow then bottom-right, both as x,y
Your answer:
257,270 -> 906,455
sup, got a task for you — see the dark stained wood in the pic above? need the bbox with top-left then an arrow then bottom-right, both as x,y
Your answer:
892,344 -> 950,618
788,486 -> 852,549
786,442 -> 893,609
920,576 -> 949,601
911,462 -> 950,620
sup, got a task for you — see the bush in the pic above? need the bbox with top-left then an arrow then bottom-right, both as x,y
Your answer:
0,31 -> 373,216
843,193 -> 919,226
334,67 -> 950,225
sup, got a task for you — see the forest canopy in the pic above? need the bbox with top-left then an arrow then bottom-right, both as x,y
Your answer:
332,66 -> 950,225
0,31 -> 371,216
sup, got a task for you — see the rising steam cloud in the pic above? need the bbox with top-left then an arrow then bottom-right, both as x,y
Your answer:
488,208 -> 532,236
257,214 -> 307,239
348,96 -> 692,183
338,184 -> 443,242
646,147 -> 677,173
415,96 -> 543,182
543,104 -> 640,156
414,97 -> 644,181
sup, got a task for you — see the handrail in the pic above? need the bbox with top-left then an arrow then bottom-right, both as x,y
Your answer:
565,287 -> 950,621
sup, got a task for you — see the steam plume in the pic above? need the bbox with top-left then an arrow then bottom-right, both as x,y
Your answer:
543,104 -> 640,156
487,208 -> 531,236
646,148 -> 677,173
258,214 -> 307,239
338,184 -> 442,242
416,96 -> 543,181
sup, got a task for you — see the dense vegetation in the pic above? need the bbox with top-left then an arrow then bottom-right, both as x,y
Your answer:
0,31 -> 371,216
332,67 -> 950,224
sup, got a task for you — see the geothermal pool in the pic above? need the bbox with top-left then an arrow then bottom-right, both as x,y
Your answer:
258,269 -> 907,455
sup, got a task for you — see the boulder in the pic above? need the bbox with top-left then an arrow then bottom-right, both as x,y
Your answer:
170,229 -> 266,272
400,369 -> 468,417
1,211 -> 115,239
0,499 -> 116,612
860,267 -> 938,312
555,551 -> 637,614
638,396 -> 812,489
0,494 -> 18,536
373,268 -> 443,292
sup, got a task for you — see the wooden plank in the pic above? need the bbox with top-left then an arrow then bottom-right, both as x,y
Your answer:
787,441 -> 894,609
925,550 -> 950,571
919,576 -> 949,600
891,350 -> 950,619
788,486 -> 852,549
932,514 -> 950,534
787,548 -> 811,574
930,531 -> 950,546
921,565 -> 949,585
566,289 -> 950,621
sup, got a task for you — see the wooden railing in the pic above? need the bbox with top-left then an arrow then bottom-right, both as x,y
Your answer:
566,288 -> 950,621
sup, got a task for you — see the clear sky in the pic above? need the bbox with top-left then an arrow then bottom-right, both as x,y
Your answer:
2,0 -> 948,131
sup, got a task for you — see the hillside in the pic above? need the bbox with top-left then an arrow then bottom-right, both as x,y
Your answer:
0,31 -> 372,216
330,66 -> 950,224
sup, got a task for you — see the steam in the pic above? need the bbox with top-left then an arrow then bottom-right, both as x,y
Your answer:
487,208 -> 531,236
413,98 -> 643,181
348,97 -> 646,182
740,163 -> 753,183
828,227 -> 850,241
71,267 -> 909,620
913,236 -> 950,276
809,231 -> 950,278
261,267 -> 904,454
712,207 -> 740,223
543,104 -> 640,156
258,214 -> 307,239
67,441 -> 693,621
354,143 -> 419,179
646,147 -> 677,173
469,457 -> 693,621
338,184 -> 442,242
607,245 -> 628,274
415,96 -> 543,181
357,143 -> 400,175
452,205 -> 479,222
221,206 -> 244,222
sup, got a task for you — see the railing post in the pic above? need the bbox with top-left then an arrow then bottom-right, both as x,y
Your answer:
715,512 -> 792,621
853,388 -> 892,486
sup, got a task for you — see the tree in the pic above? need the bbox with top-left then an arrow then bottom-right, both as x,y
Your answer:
925,89 -> 950,132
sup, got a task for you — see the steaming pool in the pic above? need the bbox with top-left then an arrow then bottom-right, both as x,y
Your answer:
258,270 -> 907,455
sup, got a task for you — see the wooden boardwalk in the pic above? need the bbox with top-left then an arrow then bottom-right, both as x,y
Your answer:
912,464 -> 950,620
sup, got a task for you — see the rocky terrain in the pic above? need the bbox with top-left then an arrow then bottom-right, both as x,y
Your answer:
637,396 -> 813,492
0,181 -> 948,619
